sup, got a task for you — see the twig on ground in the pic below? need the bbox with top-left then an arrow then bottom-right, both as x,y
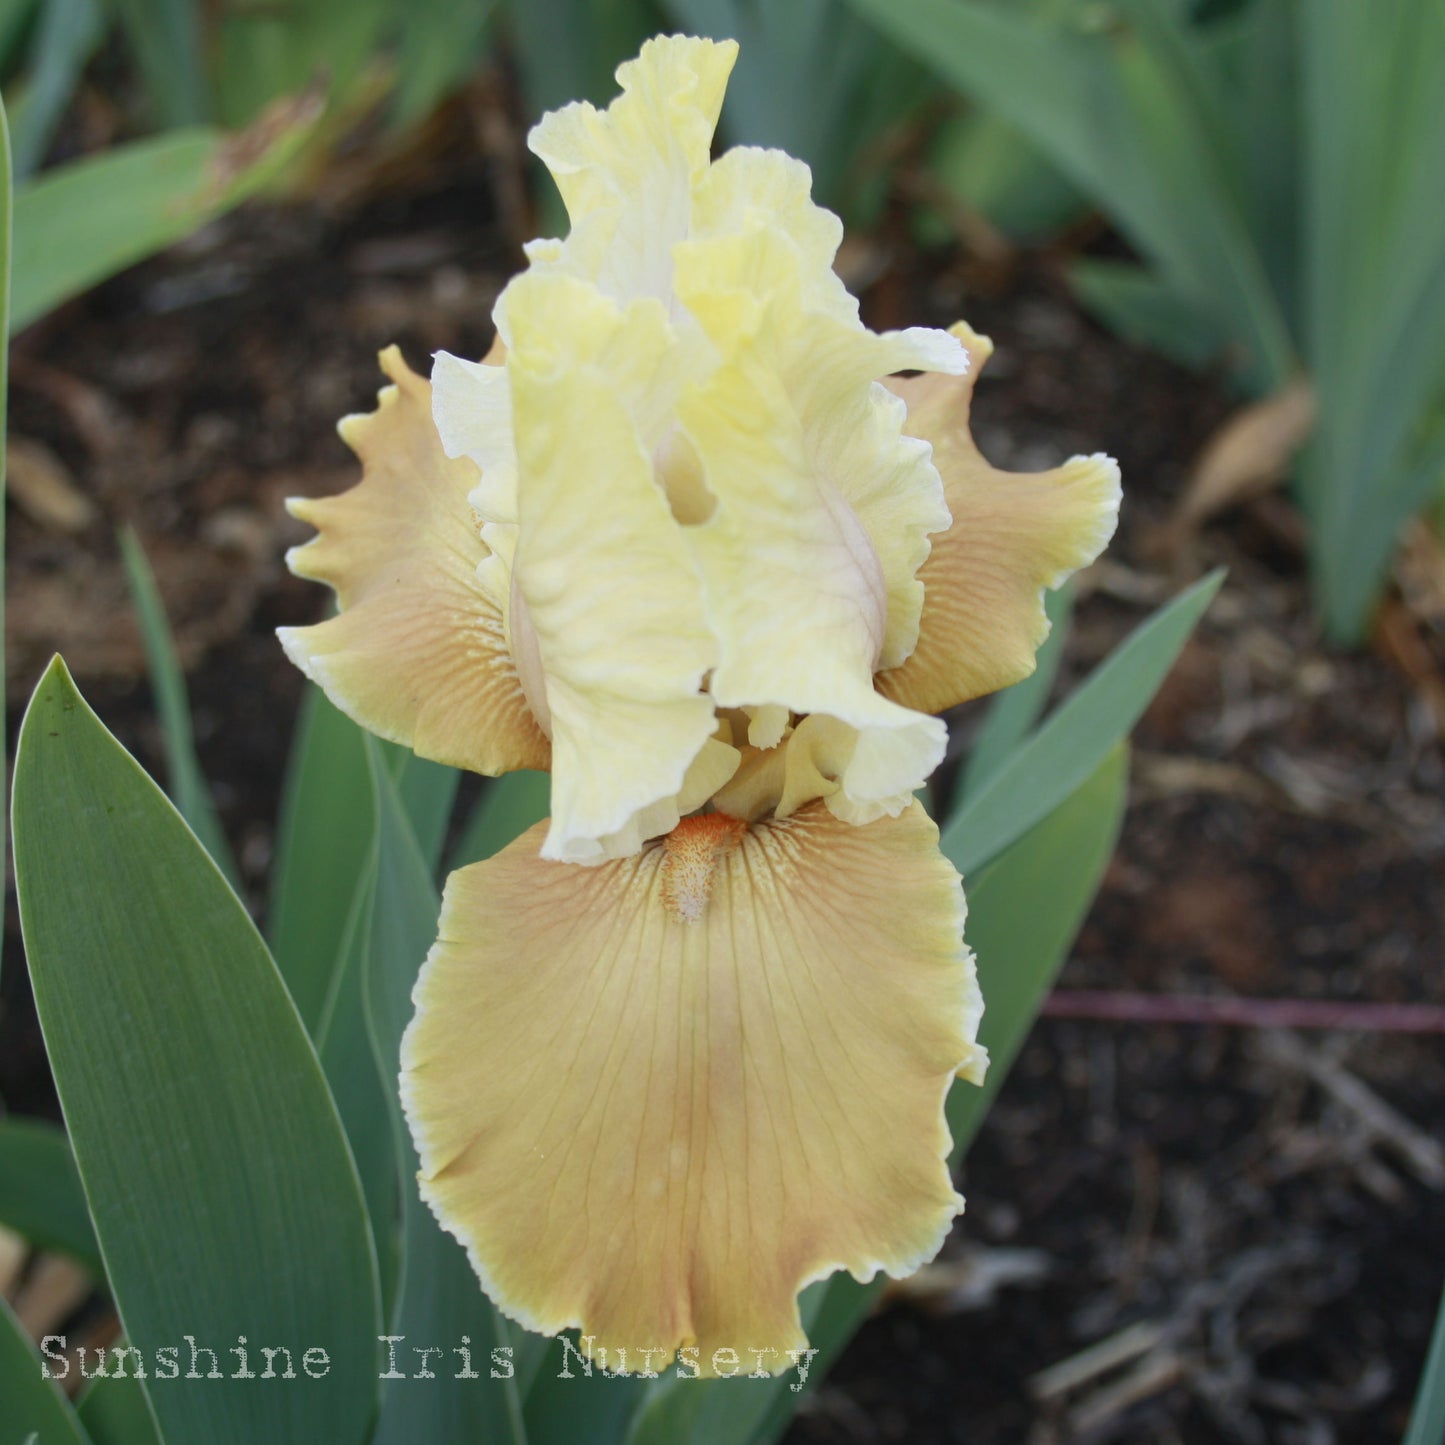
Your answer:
1260,1031 -> 1445,1189
1069,1349 -> 1187,1434
1031,1320 -> 1166,1400
887,1246 -> 1052,1314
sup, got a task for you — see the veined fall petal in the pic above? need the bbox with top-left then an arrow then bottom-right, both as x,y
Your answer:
401,800 -> 985,1374
878,323 -> 1122,715
279,347 -> 549,776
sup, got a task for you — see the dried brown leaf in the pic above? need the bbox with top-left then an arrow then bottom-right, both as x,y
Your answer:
1157,376 -> 1315,553
6,436 -> 97,532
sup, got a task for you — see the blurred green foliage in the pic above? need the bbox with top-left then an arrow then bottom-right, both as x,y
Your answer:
845,0 -> 1445,645
0,0 -> 495,331
1405,1275 -> 1445,1445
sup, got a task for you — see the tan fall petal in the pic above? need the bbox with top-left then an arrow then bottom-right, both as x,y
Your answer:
877,324 -> 1121,716
279,347 -> 549,775
401,801 -> 986,1374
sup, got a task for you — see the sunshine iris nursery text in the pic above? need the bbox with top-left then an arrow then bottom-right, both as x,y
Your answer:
39,1334 -> 818,1391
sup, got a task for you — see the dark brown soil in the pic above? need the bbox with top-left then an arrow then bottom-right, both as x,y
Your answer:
4,134 -> 1442,1445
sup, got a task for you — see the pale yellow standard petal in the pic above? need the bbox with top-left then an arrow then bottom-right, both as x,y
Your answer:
401,801 -> 986,1374
878,324 -> 1122,715
279,347 -> 549,776
671,220 -> 950,816
526,35 -> 737,303
505,271 -> 722,862
687,146 -> 855,323
680,166 -> 967,669
431,337 -> 518,526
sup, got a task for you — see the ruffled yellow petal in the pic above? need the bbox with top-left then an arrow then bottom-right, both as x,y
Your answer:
431,339 -> 518,526
878,324 -> 1122,715
279,347 -> 549,775
401,801 -> 986,1374
688,146 -> 855,323
527,35 -> 737,302
679,160 -> 968,669
669,218 -> 952,817
504,270 -> 722,862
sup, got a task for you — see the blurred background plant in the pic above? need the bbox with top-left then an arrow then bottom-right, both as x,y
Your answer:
846,0 -> 1445,647
6,0 -> 1444,643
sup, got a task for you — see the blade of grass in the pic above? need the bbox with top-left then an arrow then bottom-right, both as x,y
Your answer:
9,105 -> 319,333
950,744 -> 1130,1135
1067,257 -> 1227,370
943,571 -> 1221,875
269,683 -> 375,1032
118,526 -> 238,888
0,94 -> 10,983
925,108 -> 1085,245
1231,0 -> 1299,322
77,1370 -> 164,1445
528,1361 -> 647,1445
392,0 -> 497,129
5,0 -> 103,182
0,1117 -> 101,1275
1301,0 -> 1445,641
314,856 -> 401,1320
963,582 -> 1072,794
382,745 -> 458,874
448,769 -> 550,871
271,687 -> 402,1304
507,0 -> 657,116
211,0 -> 388,129
13,656 -> 382,1445
108,0 -> 209,127
271,693 -> 453,1311
0,1294 -> 88,1445
362,736 -> 529,1444
0,0 -> 39,70
10,131 -> 219,330
1404,1270 -> 1445,1445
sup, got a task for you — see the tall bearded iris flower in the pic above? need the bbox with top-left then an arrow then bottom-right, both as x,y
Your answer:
279,36 -> 1119,1375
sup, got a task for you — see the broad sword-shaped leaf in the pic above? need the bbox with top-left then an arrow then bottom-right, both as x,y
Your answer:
13,657 -> 381,1445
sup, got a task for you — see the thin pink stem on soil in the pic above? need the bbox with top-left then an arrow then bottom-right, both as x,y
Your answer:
1040,991 -> 1445,1033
